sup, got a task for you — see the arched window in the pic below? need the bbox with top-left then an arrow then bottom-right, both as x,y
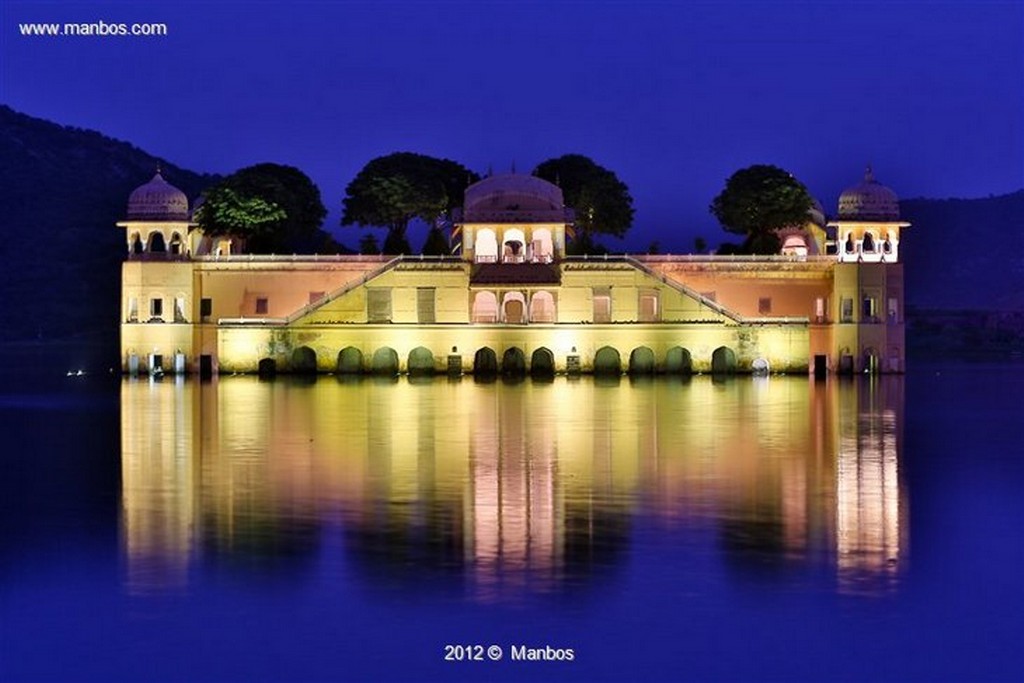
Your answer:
475,229 -> 498,263
862,232 -> 876,253
502,228 -> 526,264
471,291 -> 499,323
845,233 -> 856,254
148,232 -> 167,253
130,233 -> 143,254
529,291 -> 556,322
531,228 -> 554,263
169,232 -> 184,255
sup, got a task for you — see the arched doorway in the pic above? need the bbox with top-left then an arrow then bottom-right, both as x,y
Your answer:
258,358 -> 277,378
337,346 -> 363,374
471,291 -> 499,323
291,346 -> 317,374
501,347 -> 526,377
473,347 -> 498,376
371,347 -> 399,376
407,347 -> 435,375
502,292 -> 526,324
530,347 -> 555,379
711,346 -> 737,375
148,232 -> 167,253
664,346 -> 693,375
475,228 -> 498,263
628,347 -> 656,375
594,346 -> 621,376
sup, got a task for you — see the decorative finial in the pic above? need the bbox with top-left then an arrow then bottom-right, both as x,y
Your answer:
865,164 -> 875,183
155,161 -> 163,177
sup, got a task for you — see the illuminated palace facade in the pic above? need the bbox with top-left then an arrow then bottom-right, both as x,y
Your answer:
119,168 -> 908,376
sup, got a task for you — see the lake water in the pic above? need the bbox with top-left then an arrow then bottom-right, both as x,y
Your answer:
2,357 -> 1022,682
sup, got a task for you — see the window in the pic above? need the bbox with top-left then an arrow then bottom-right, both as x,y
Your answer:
175,296 -> 186,322
639,291 -> 660,322
887,297 -> 899,323
200,298 -> 212,319
862,233 -> 876,253
840,298 -> 853,323
150,298 -> 163,319
127,297 -> 138,322
255,297 -> 269,315
862,296 -> 877,321
758,297 -> 772,315
417,288 -> 436,324
367,289 -> 392,323
815,297 -> 827,322
593,288 -> 612,323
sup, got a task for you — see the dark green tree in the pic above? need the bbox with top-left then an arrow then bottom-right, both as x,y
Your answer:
709,164 -> 813,255
533,154 -> 634,253
342,152 -> 479,254
196,163 -> 329,254
421,227 -> 450,256
359,233 -> 380,255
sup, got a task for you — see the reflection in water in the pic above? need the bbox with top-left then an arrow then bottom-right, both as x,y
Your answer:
121,374 -> 905,599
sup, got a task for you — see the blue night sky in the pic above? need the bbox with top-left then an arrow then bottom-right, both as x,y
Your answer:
2,0 -> 1022,251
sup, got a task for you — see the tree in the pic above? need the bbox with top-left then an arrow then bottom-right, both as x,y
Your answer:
709,164 -> 813,255
533,154 -> 634,252
421,227 -> 450,256
359,233 -> 380,255
342,152 -> 479,254
197,163 -> 329,254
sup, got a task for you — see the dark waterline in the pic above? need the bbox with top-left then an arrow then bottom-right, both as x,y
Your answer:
1,357 -> 1022,682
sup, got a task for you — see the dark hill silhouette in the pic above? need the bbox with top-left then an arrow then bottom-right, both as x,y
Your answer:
901,191 -> 1024,311
0,105 -> 218,357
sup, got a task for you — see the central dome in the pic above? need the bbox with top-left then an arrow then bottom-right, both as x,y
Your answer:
127,171 -> 189,221
464,173 -> 564,212
837,167 -> 900,221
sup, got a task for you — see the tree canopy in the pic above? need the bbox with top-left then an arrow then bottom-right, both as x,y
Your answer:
342,152 -> 479,254
197,163 -> 330,253
709,164 -> 813,255
533,154 -> 634,252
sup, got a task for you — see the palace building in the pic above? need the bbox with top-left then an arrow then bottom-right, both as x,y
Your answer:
118,168 -> 907,377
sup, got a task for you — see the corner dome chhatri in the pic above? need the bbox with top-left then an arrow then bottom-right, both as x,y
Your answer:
837,167 -> 900,221
126,171 -> 189,221
464,173 -> 565,213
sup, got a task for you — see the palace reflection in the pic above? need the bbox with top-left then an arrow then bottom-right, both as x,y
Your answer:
120,374 -> 906,598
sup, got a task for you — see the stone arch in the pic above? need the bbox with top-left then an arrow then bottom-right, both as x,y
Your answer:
531,228 -> 553,262
844,233 -> 855,254
168,232 -> 184,255
407,346 -> 436,375
862,232 -> 876,253
501,347 -> 527,377
529,291 -> 556,323
471,291 -> 499,323
711,346 -> 737,375
291,346 -> 317,374
473,347 -> 498,376
502,291 -> 527,324
337,346 -> 363,374
593,346 -> 622,376
664,346 -> 693,375
148,231 -> 167,253
258,358 -> 277,378
371,347 -> 399,376
502,228 -> 526,263
752,357 -> 770,376
130,233 -> 144,254
530,347 -> 555,379
628,346 -> 656,375
475,228 -> 498,263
